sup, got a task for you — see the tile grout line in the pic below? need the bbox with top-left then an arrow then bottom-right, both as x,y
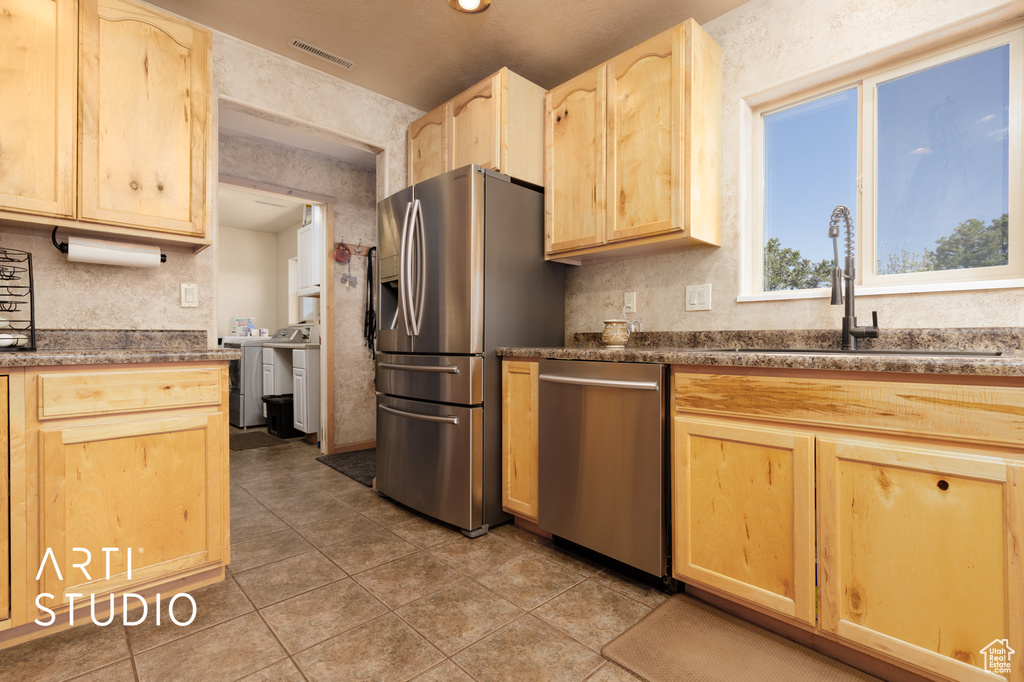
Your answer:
227,565 -> 310,681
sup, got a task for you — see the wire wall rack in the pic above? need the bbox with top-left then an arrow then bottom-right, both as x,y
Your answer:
0,247 -> 36,351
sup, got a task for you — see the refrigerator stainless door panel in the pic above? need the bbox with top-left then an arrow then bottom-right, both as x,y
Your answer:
376,394 -> 483,532
377,167 -> 484,355
377,185 -> 413,349
376,353 -> 483,405
537,360 -> 665,576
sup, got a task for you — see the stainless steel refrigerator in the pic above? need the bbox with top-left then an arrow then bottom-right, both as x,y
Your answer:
375,165 -> 565,537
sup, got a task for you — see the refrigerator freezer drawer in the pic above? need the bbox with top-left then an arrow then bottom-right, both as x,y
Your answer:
376,353 -> 483,405
376,394 -> 483,532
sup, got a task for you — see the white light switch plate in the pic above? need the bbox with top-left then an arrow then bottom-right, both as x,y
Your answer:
685,283 -> 711,311
180,283 -> 199,308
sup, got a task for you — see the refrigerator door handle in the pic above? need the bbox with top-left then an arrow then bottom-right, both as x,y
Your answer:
412,198 -> 427,337
398,200 -> 414,337
379,403 -> 459,425
378,362 -> 460,374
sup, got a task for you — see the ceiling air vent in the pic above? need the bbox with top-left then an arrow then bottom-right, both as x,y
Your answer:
287,37 -> 356,70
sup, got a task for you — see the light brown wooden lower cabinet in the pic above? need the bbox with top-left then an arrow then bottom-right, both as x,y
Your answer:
0,362 -> 230,648
501,359 -> 540,522
37,413 -> 226,608
672,416 -> 816,625
818,436 -> 1023,682
672,367 -> 1024,682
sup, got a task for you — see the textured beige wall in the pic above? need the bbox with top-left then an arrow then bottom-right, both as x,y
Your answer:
565,0 -> 1022,338
217,226 -> 281,338
212,32 -> 422,202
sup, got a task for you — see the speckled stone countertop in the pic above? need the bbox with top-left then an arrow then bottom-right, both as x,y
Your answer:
0,329 -> 239,368
498,328 -> 1024,378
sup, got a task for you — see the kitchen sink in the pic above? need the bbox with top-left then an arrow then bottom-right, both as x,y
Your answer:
706,348 -> 1003,357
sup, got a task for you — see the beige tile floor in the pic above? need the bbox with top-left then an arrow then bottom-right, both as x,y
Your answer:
0,435 -> 669,681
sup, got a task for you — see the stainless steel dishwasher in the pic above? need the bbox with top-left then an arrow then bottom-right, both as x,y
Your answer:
537,359 -> 665,577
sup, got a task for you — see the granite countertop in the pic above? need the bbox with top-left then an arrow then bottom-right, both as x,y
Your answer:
0,330 -> 240,368
498,328 -> 1024,378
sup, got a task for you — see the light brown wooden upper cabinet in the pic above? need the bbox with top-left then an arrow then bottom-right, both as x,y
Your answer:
0,0 -> 77,219
408,104 -> 449,186
0,0 -> 212,246
79,0 -> 210,238
408,68 -> 545,187
545,19 -> 722,263
544,65 -> 606,254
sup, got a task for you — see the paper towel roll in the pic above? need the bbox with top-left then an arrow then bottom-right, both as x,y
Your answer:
67,236 -> 162,267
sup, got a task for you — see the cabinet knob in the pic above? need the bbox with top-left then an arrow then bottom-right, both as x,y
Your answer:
937,479 -> 949,491
130,181 -> 139,190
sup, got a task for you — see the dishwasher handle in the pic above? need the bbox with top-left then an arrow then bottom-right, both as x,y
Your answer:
539,373 -> 660,391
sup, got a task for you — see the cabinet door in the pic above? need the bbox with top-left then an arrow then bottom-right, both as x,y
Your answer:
0,0 -> 76,218
408,104 -> 449,185
293,367 -> 307,432
37,413 -> 226,609
606,27 -> 675,242
501,360 -> 539,521
818,437 -> 1024,681
545,65 -> 607,255
263,363 -> 274,398
0,377 -> 8,624
79,0 -> 210,236
672,416 -> 816,625
450,72 -> 502,173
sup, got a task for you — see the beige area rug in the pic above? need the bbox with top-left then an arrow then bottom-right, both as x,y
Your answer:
602,593 -> 881,682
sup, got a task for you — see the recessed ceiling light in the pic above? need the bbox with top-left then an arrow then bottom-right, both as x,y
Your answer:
448,0 -> 490,13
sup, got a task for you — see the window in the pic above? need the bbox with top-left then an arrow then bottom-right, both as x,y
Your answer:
753,27 -> 1021,295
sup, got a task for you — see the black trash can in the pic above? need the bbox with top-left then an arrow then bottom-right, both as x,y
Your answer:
262,394 -> 301,439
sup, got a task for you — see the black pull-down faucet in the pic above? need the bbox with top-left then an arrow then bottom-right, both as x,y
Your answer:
829,205 -> 879,350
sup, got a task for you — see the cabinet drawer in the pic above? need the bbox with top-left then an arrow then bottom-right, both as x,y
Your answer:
673,372 -> 1024,448
38,367 -> 222,419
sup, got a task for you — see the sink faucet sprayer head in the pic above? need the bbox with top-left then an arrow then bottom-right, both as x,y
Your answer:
828,205 -> 853,305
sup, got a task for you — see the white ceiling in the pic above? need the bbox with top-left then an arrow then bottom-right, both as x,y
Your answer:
217,184 -> 308,233
144,0 -> 748,111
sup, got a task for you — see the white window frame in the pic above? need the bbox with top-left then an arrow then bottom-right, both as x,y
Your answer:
744,24 -> 1024,301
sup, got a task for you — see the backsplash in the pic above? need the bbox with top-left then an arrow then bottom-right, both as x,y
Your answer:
572,328 -> 1024,352
34,329 -> 207,351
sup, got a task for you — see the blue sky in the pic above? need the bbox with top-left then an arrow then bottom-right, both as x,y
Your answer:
763,44 -> 1009,271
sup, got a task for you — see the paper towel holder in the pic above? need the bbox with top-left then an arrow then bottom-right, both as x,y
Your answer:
51,227 -> 167,265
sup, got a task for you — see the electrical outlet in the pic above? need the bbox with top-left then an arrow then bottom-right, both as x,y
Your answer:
624,291 -> 637,314
180,283 -> 198,308
685,283 -> 711,311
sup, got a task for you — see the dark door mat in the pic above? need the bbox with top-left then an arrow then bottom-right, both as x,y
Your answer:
316,449 -> 376,487
230,431 -> 290,450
